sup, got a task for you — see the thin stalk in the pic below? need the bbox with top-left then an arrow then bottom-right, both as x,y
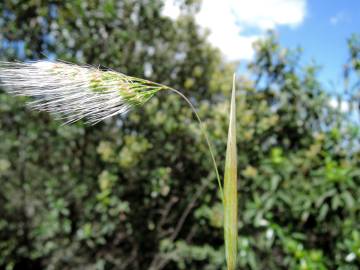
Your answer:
168,87 -> 223,200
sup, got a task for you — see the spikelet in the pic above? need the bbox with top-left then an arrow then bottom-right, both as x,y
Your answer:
0,60 -> 166,124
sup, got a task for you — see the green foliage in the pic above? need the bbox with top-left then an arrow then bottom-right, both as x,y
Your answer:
1,1 -> 360,270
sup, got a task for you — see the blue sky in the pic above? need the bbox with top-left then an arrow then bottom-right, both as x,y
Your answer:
163,0 -> 360,92
279,1 -> 360,92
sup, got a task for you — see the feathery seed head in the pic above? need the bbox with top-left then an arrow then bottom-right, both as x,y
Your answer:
0,60 -> 166,124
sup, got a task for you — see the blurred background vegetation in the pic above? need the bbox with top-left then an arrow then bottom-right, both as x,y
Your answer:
1,0 -> 360,269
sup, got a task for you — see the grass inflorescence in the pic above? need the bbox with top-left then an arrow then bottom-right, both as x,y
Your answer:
0,60 -> 238,269
0,61 -> 167,124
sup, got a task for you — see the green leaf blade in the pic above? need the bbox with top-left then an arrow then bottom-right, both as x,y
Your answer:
224,74 -> 238,270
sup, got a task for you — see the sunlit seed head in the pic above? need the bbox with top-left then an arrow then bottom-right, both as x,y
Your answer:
0,60 -> 166,124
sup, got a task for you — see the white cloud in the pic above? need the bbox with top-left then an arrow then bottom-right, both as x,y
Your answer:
230,0 -> 306,30
162,0 -> 307,61
195,1 -> 259,60
330,12 -> 346,25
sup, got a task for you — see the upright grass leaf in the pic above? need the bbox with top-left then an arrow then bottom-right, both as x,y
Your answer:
224,74 -> 238,270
